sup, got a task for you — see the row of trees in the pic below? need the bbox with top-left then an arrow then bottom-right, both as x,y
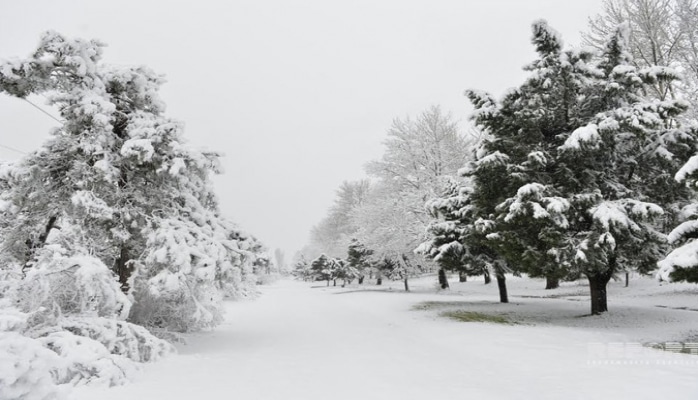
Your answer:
299,105 -> 476,291
424,19 -> 698,314
303,1 -> 698,316
0,32 -> 269,398
296,238 -> 426,291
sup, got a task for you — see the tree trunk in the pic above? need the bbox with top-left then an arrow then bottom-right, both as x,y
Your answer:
23,215 -> 57,273
376,275 -> 382,285
545,275 -> 559,290
438,268 -> 449,289
114,245 -> 133,293
327,279 -> 330,287
358,276 -> 364,285
113,159 -> 133,293
404,277 -> 409,292
333,279 -> 337,287
625,272 -> 629,287
484,269 -> 491,284
496,270 -> 508,303
459,271 -> 467,282
588,272 -> 612,315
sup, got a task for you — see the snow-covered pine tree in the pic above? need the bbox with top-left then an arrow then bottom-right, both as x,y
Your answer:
0,31 -> 257,332
465,21 -> 599,292
464,21 -> 696,314
310,254 -> 333,286
556,23 -> 694,314
422,181 -> 468,274
657,137 -> 698,283
346,238 -> 373,284
291,256 -> 312,281
422,179 -> 505,298
332,258 -> 359,287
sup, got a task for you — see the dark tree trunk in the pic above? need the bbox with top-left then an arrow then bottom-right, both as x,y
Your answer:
326,279 -> 330,286
358,276 -> 364,285
496,271 -> 508,303
625,272 -> 629,287
23,215 -> 57,273
438,268 -> 450,289
545,275 -> 559,290
484,269 -> 491,284
459,271 -> 467,282
588,271 -> 613,315
114,245 -> 133,293
376,275 -> 382,285
333,279 -> 337,287
113,157 -> 133,293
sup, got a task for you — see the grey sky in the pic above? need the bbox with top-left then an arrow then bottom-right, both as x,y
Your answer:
0,0 -> 603,257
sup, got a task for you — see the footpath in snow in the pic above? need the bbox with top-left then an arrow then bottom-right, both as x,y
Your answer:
73,278 -> 698,400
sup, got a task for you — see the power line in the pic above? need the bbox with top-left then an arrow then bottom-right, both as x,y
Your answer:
0,97 -> 63,158
22,98 -> 64,125
0,143 -> 27,155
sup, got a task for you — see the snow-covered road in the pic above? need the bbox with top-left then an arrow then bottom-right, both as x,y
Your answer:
73,279 -> 698,400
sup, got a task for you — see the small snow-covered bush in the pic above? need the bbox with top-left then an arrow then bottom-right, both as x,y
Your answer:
29,317 -> 173,363
36,330 -> 138,387
0,308 -> 66,400
0,248 -> 174,395
129,274 -> 223,332
13,247 -> 130,322
0,331 -> 67,400
0,306 -> 174,395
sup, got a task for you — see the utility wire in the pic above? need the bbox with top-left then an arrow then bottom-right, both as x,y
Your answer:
0,143 -> 27,155
0,97 -> 63,157
0,97 -> 62,157
22,98 -> 64,125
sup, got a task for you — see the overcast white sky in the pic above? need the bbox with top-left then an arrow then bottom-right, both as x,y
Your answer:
0,0 -> 604,258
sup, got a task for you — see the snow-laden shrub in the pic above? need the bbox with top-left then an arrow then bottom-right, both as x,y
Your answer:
129,270 -> 223,332
128,215 -> 261,331
13,247 -> 130,322
29,317 -> 173,363
0,249 -> 174,394
0,331 -> 67,400
0,307 -> 173,394
36,330 -> 138,386
0,307 -> 66,400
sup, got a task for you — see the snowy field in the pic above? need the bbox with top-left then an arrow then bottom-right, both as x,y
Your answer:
72,275 -> 698,400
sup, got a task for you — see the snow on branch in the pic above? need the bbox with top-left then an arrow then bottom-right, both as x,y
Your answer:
590,200 -> 663,232
475,151 -> 509,167
657,240 -> 698,281
675,154 -> 698,182
559,124 -> 600,151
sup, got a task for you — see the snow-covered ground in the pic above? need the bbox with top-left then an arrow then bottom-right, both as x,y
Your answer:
72,275 -> 698,400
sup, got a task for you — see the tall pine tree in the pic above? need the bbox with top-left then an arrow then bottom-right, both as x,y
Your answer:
459,21 -> 695,314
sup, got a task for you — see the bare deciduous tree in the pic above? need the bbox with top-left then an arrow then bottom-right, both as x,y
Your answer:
585,0 -> 698,118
